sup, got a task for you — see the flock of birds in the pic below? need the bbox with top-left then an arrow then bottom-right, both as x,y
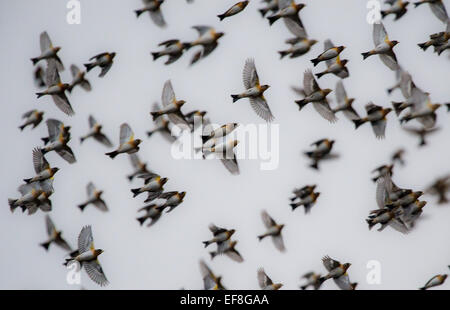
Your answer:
8,0 -> 450,290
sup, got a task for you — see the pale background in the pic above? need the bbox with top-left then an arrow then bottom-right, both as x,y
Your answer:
0,0 -> 449,290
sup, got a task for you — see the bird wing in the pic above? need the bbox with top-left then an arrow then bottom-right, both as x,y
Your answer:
70,64 -> 80,78
284,18 -> 307,39
158,191 -> 177,199
303,69 -> 319,95
55,237 -> 72,252
159,39 -> 179,47
166,53 -> 183,65
373,22 -> 388,46
257,268 -> 272,288
45,215 -> 55,237
416,114 -> 437,129
261,210 -> 276,228
22,110 -> 35,118
371,119 -> 387,139
243,58 -> 259,89
46,119 -> 63,142
379,52 -> 399,71
388,218 -> 409,234
94,133 -> 113,147
430,1 -> 448,23
343,107 -> 360,121
40,31 -> 52,53
88,115 -> 97,128
87,182 -> 95,198
162,80 -> 176,107
313,101 -> 338,123
334,274 -> 355,290
150,9 -> 166,27
55,145 -> 76,163
208,223 -> 227,235
52,93 -> 74,116
192,25 -> 212,36
84,260 -> 109,286
120,123 -> 134,145
249,97 -> 275,122
201,42 -> 219,59
89,52 -> 108,60
221,156 -> 240,175
98,63 -> 113,78
376,176 -> 390,208
78,225 -> 93,253
45,59 -> 61,86
323,39 -> 335,67
278,0 -> 291,9
32,148 -> 49,174
335,81 -> 346,104
272,235 -> 286,252
93,199 -> 108,212
322,255 -> 341,271
225,249 -> 244,263
129,153 -> 141,169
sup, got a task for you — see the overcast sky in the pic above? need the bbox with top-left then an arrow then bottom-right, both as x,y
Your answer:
1,0 -> 449,290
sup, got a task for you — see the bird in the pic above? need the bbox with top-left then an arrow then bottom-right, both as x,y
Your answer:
105,123 -> 142,159
23,148 -> 59,184
136,204 -> 164,227
426,175 -> 449,204
399,87 -> 442,128
184,26 -> 224,65
40,215 -> 72,251
290,191 -> 320,213
80,115 -> 113,147
68,64 -> 91,93
257,210 -> 285,252
19,110 -> 44,131
199,260 -> 226,290
155,191 -> 186,213
419,274 -> 448,290
295,70 -> 336,123
78,182 -> 108,212
353,103 -> 392,139
30,31 -> 64,71
418,21 -> 450,52
150,80 -> 189,128
209,240 -> 244,263
134,0 -> 166,28
64,226 -> 108,286
203,224 -> 236,248
217,1 -> 249,21
259,0 -> 280,18
310,42 -> 345,67
257,268 -> 283,290
147,103 -> 176,141
40,119 -> 76,164
36,59 -> 74,116
231,58 -> 274,122
381,0 -> 410,21
127,153 -> 153,181
391,149 -> 406,166
290,184 -> 317,201
300,272 -> 323,290
201,123 -> 239,145
372,164 -> 394,182
413,0 -> 448,23
314,40 -> 348,79
131,174 -> 168,202
267,0 -> 305,28
366,207 -> 409,233
402,126 -> 440,146
84,52 -> 116,77
332,80 -> 360,121
362,22 -> 400,71
304,139 -> 338,170
278,18 -> 317,59
151,39 -> 187,65
319,256 -> 353,287
8,180 -> 53,213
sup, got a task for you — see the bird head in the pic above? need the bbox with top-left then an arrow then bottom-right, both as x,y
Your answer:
261,84 -> 270,92
384,107 -> 393,115
52,167 -> 60,173
176,99 -> 186,107
95,249 -> 104,256
347,98 -> 355,105
215,32 -> 225,39
415,191 -> 424,197
54,46 -> 61,52
135,139 -> 142,146
315,192 -> 321,198
337,46 -> 346,52
229,229 -> 236,236
343,263 -> 351,271
232,140 -> 240,147
179,191 -> 186,199
329,140 -> 335,146
296,3 -> 306,11
323,88 -> 333,96
110,52 -> 116,59
310,39 -> 318,46
161,177 -> 169,185
274,283 -> 283,289
431,103 -> 442,111
391,40 -> 399,46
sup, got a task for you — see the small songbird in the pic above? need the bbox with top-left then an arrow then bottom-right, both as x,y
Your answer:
259,0 -> 280,18
386,190 -> 423,208
147,103 -> 176,142
372,164 -> 393,183
419,274 -> 448,290
366,207 -> 409,233
23,148 -> 59,184
19,110 -> 44,131
399,87 -> 441,128
184,26 -> 224,65
150,80 -> 189,127
413,0 -> 448,23
127,153 -> 153,181
36,59 -> 73,116
426,175 -> 450,204
31,31 -> 64,71
64,226 -> 108,286
135,0 -> 166,27
362,22 -> 400,71
304,139 -> 337,170
319,256 -> 352,286
278,20 -> 317,59
314,40 -> 348,79
203,224 -> 236,248
151,39 -> 187,65
290,191 -> 320,213
40,119 -> 76,164
8,181 -> 52,213
26,182 -> 54,215
137,204 -> 163,227
40,215 -> 72,252
418,21 -> 450,51
257,268 -> 283,290
210,240 -> 244,263
310,43 -> 345,67
267,0 -> 305,28
290,185 -> 317,201
353,103 -> 392,139
156,191 -> 186,213
84,52 -> 116,77
295,70 -> 336,123
391,149 -> 405,166
332,81 -> 359,120
131,174 -> 168,203
105,123 -> 142,159
231,58 -> 274,122
199,260 -> 226,290
68,64 -> 91,93
202,123 -> 239,145
78,182 -> 108,212
218,1 -> 249,21
80,115 -> 112,147
400,200 -> 427,228
258,210 -> 285,252
402,126 -> 440,147
381,0 -> 410,21
300,272 -> 323,290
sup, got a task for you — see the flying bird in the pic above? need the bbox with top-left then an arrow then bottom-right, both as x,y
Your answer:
134,0 -> 166,28
353,103 -> 392,139
23,148 -> 59,184
362,22 -> 400,71
151,80 -> 189,127
40,215 -> 72,252
31,31 -> 64,71
257,210 -> 285,252
19,110 -> 44,131
257,268 -> 283,290
68,64 -> 91,93
40,119 -> 76,163
80,115 -> 113,147
84,52 -> 116,78
217,1 -> 249,21
332,81 -> 359,120
78,182 -> 108,212
151,39 -> 187,65
184,26 -> 224,65
105,123 -> 142,159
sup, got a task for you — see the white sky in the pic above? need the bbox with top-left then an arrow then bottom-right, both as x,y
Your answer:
1,0 -> 449,290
